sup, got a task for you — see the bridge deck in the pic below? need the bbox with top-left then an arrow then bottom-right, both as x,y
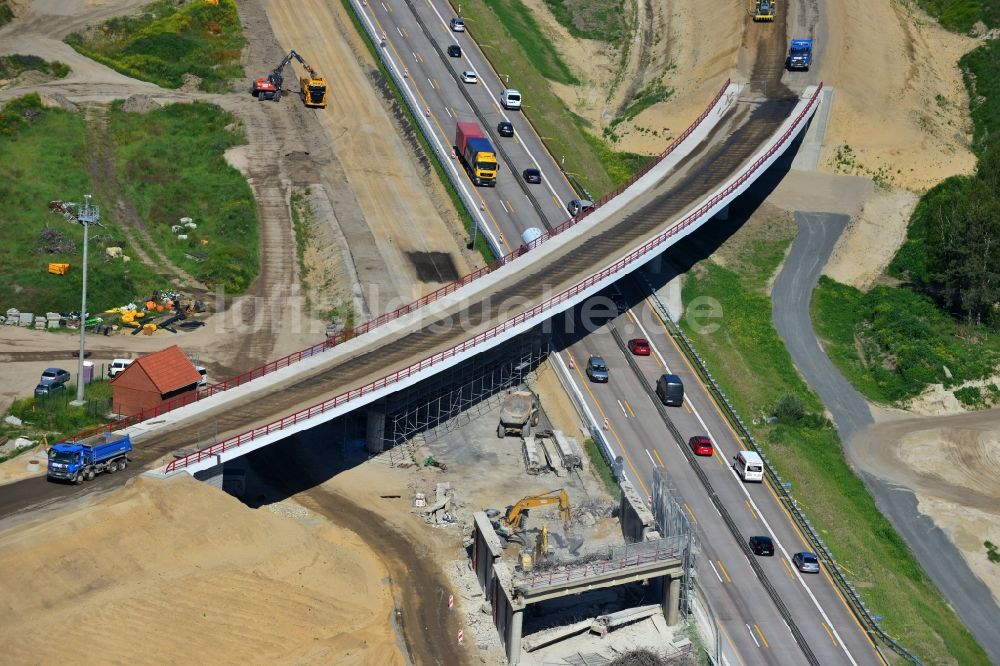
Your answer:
129,94 -> 799,465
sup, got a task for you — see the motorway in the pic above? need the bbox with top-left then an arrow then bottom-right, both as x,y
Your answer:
556,275 -> 883,665
0,3 -> 877,666
355,0 -> 580,252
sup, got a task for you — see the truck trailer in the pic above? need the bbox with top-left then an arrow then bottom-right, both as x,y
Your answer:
455,122 -> 499,186
47,433 -> 133,484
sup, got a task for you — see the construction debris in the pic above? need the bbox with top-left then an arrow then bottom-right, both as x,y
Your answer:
34,226 -> 76,255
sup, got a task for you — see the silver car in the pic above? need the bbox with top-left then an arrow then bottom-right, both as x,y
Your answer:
792,551 -> 820,573
586,356 -> 609,383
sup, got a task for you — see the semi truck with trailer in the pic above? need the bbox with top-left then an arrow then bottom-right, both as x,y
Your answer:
455,122 -> 499,186
47,433 -> 133,484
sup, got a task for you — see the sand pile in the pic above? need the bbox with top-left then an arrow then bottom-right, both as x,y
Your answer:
0,474 -> 403,665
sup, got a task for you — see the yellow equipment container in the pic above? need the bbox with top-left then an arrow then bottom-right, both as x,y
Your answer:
48,263 -> 70,275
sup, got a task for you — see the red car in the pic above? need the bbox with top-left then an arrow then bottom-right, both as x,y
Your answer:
688,436 -> 714,456
627,338 -> 651,356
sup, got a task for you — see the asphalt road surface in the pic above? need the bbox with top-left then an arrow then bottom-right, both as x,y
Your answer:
771,211 -> 1000,663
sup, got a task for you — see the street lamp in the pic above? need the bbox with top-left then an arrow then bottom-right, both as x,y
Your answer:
71,194 -> 100,406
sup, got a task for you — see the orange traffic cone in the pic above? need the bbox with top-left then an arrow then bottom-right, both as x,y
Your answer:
603,417 -> 609,430
568,356 -> 575,369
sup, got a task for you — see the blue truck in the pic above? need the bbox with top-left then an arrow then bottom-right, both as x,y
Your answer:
47,433 -> 133,484
787,39 -> 813,71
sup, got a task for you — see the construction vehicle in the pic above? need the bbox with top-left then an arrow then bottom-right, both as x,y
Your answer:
749,0 -> 775,22
493,489 -> 570,538
252,50 -> 328,108
497,390 -> 539,438
47,433 -> 132,484
455,121 -> 499,186
786,39 -> 813,70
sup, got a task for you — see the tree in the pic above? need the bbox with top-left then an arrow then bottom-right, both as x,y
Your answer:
923,173 -> 1000,325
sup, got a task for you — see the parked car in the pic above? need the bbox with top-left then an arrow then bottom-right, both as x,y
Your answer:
497,121 -> 514,137
627,338 -> 651,356
39,368 -> 70,386
749,535 -> 774,556
586,355 -> 609,383
461,70 -> 478,84
522,168 -> 541,184
34,382 -> 67,399
108,358 -> 133,378
566,198 -> 595,216
792,552 -> 820,573
447,44 -> 462,57
688,435 -> 714,456
450,16 -> 465,31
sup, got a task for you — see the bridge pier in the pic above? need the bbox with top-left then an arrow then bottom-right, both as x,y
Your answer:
365,401 -> 386,453
663,573 -> 681,626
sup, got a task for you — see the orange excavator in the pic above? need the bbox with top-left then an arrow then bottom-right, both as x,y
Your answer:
252,50 -> 327,108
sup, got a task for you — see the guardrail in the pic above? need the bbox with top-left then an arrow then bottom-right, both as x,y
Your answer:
69,78 -> 733,444
517,543 -> 681,590
637,274 -> 922,665
164,86 -> 822,473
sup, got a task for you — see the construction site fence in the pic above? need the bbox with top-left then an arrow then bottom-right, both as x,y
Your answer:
164,86 -> 822,474
638,277 -> 923,665
66,72 -> 730,444
516,537 -> 686,591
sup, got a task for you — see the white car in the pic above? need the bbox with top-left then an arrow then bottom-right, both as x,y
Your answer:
461,70 -> 478,84
108,358 -> 133,378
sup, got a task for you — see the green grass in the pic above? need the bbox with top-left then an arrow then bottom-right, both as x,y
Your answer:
811,277 -> 1000,403
583,437 -> 621,499
0,0 -> 13,27
678,221 -> 989,664
479,0 -> 578,85
540,0 -> 627,42
961,39 -> 1000,156
108,101 -> 258,293
450,0 -> 616,197
914,0 -> 999,33
64,0 -> 244,93
0,54 -> 70,80
7,380 -> 113,442
0,95 -> 162,314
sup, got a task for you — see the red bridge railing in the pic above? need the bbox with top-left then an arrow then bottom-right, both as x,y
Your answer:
163,84 -> 823,473
70,80 -> 734,443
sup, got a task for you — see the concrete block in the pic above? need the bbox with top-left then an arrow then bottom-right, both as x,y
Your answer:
18,312 -> 33,326
47,320 -> 60,329
46,312 -> 61,321
5,308 -> 19,319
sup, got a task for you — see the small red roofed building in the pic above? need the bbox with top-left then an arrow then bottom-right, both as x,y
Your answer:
110,345 -> 201,417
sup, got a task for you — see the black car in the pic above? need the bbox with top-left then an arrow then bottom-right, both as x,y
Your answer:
749,535 -> 774,556
497,121 -> 514,137
522,168 -> 541,184
447,44 -> 461,57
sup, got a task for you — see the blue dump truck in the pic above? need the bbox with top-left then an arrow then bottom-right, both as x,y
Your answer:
787,39 -> 813,71
47,433 -> 133,484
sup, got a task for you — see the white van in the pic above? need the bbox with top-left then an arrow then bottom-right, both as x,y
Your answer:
108,358 -> 133,378
500,88 -> 522,110
732,450 -> 764,482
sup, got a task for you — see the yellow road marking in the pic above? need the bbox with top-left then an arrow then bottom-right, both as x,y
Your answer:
745,499 -> 757,520
716,559 -> 732,583
684,502 -> 698,524
753,624 -> 769,648
821,622 -> 838,647
624,399 -> 636,417
653,448 -> 665,467
569,353 -> 648,496
781,557 -> 794,580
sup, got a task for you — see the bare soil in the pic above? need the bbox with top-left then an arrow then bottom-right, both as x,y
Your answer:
850,408 -> 1000,606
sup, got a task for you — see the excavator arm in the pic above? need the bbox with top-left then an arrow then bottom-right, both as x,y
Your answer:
252,50 -> 327,108
500,489 -> 570,533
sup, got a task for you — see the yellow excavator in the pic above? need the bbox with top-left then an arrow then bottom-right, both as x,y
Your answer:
494,489 -> 571,538
252,50 -> 328,108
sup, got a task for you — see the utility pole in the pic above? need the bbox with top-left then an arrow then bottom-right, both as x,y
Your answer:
71,194 -> 100,406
